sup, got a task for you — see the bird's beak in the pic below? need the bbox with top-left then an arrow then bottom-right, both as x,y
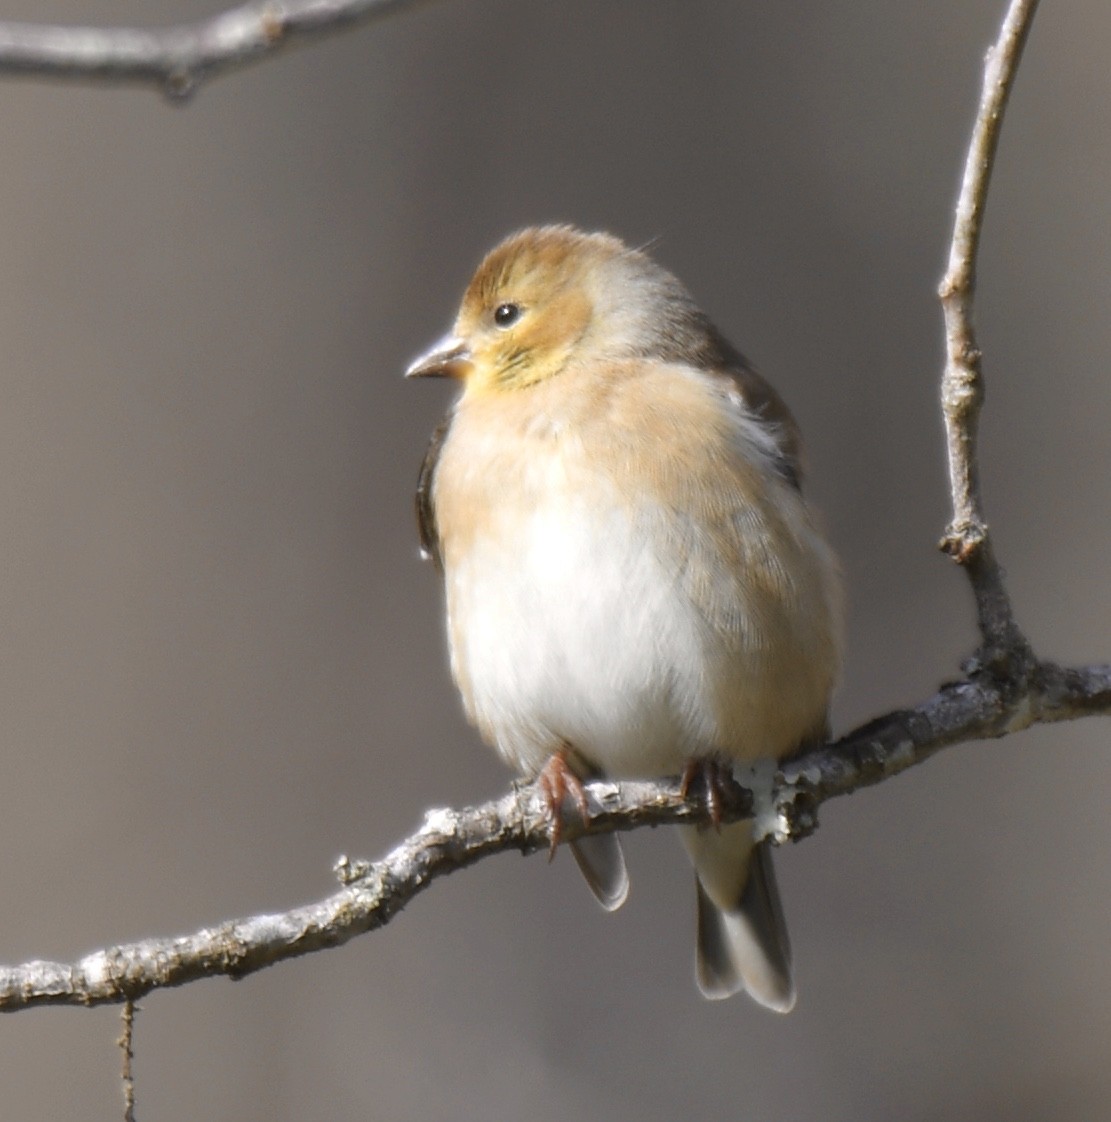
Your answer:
405,334 -> 473,379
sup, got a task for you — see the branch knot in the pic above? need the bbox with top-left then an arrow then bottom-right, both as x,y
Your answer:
939,518 -> 986,563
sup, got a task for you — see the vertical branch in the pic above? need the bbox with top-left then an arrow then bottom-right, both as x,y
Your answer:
938,0 -> 1040,666
119,1000 -> 137,1122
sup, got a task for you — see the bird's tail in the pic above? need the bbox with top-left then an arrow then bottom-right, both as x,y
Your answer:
569,833 -> 629,912
680,821 -> 795,1011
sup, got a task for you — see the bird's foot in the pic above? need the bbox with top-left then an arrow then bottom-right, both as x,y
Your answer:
680,756 -> 735,830
536,747 -> 591,861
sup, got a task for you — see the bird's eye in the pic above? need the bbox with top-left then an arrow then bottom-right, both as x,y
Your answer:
493,302 -> 522,328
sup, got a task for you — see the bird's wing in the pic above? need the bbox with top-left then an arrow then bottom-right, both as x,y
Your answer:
721,362 -> 805,491
415,410 -> 454,570
691,318 -> 805,489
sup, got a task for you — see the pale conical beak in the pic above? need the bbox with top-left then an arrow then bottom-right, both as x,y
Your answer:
405,334 -> 473,379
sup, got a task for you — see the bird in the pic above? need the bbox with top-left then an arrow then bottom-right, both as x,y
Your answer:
406,226 -> 841,1010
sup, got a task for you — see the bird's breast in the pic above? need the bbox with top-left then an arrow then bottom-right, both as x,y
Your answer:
432,368 -> 839,779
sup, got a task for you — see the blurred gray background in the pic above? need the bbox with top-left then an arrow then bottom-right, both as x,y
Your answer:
0,1 -> 1108,1118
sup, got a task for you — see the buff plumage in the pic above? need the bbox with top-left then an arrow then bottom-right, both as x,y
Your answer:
408,226 -> 841,1009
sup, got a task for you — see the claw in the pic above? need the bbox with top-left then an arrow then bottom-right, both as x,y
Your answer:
536,747 -> 591,859
680,756 -> 734,830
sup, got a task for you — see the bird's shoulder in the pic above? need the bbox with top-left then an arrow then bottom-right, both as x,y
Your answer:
662,318 -> 804,490
713,362 -> 804,491
580,353 -> 805,494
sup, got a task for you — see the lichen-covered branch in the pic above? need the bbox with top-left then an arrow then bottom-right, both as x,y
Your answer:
0,658 -> 1107,1013
0,0 -> 435,99
938,0 -> 1040,663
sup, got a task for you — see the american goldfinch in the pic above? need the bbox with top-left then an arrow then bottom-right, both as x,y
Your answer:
408,226 -> 841,1010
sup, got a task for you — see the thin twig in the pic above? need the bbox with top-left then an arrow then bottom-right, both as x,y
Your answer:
0,0 -> 436,99
0,658 -> 1106,1013
119,1000 -> 137,1122
938,0 -> 1040,666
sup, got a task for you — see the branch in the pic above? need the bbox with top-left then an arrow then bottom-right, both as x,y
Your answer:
118,1002 -> 137,1122
0,0 -> 1104,1021
0,0 -> 436,99
938,0 -> 1040,664
0,658 -> 1107,1012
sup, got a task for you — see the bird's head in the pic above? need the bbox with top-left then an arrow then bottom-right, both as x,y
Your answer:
406,225 -> 703,395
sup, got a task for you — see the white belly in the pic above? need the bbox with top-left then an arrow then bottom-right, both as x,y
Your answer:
433,367 -> 840,781
444,484 -> 820,779
447,499 -> 697,775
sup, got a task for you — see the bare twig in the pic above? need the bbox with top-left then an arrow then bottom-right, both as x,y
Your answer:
119,1001 -> 137,1122
0,0 -> 436,99
938,0 -> 1040,666
0,657 -> 1107,1013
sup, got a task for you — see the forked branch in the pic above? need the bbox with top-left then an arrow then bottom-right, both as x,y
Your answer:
0,0 -> 1106,1014
938,0 -> 1040,667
